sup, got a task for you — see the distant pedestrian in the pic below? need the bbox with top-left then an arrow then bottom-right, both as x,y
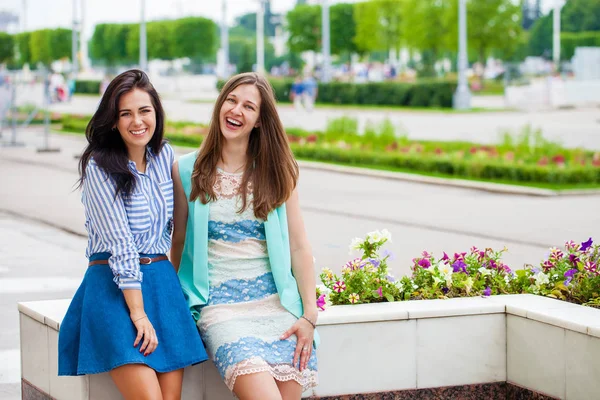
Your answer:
302,73 -> 318,112
290,75 -> 305,111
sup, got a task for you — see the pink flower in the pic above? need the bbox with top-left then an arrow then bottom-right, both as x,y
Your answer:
333,281 -> 346,293
377,286 -> 383,298
542,260 -> 554,272
349,293 -> 360,304
317,294 -> 326,311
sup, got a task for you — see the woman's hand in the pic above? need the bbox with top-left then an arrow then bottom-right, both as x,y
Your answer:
131,313 -> 159,356
280,317 -> 315,371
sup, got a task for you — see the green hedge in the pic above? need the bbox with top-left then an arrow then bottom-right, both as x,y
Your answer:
290,145 -> 600,185
561,31 -> 600,60
217,79 -> 456,108
74,80 -> 101,94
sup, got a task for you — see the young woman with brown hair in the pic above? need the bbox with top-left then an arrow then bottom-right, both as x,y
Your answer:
58,69 -> 207,400
171,72 -> 319,400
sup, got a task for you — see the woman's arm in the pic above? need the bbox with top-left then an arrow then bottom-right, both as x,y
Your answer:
170,160 -> 189,272
287,188 -> 318,320
280,187 -> 317,371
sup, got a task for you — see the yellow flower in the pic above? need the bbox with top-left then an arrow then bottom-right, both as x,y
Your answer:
322,268 -> 334,280
349,293 -> 360,304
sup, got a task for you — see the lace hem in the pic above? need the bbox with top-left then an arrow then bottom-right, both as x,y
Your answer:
224,356 -> 318,392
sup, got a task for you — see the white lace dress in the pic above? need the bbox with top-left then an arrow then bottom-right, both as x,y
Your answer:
197,169 -> 318,391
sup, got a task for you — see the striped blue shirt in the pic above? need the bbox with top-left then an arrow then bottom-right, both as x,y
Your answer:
82,143 -> 174,290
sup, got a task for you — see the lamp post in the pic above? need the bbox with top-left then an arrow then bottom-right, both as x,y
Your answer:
552,0 -> 566,69
219,0 -> 229,78
72,0 -> 79,76
140,0 -> 148,71
321,0 -> 331,83
256,0 -> 266,74
453,0 -> 471,110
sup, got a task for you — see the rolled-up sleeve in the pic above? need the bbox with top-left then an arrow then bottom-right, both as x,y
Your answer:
82,163 -> 142,290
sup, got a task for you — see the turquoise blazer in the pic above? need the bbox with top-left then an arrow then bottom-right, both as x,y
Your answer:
177,152 -> 320,347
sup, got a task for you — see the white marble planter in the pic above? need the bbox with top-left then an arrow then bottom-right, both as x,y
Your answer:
18,294 -> 600,399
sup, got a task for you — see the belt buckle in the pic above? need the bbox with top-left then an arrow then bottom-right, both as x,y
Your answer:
139,257 -> 152,265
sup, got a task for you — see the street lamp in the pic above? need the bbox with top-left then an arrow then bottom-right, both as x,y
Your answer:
552,0 -> 566,69
321,0 -> 331,83
140,0 -> 148,72
218,0 -> 229,79
72,0 -> 79,76
256,0 -> 266,74
453,0 -> 471,110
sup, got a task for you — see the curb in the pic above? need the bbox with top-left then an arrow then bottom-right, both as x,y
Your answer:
296,160 -> 600,197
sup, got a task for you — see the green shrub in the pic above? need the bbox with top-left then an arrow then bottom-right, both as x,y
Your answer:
74,80 -> 101,94
217,79 -> 456,108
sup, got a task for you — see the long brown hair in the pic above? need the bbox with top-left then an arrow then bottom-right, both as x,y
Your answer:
189,72 -> 298,220
78,69 -> 166,197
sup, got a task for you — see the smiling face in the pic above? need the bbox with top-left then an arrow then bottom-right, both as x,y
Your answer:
115,88 -> 156,155
219,84 -> 262,143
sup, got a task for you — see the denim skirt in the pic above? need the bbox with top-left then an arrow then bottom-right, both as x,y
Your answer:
58,253 -> 208,375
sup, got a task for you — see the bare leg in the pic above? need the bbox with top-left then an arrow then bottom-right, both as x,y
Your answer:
109,364 -> 163,400
157,369 -> 184,400
233,371 -> 283,400
276,379 -> 303,400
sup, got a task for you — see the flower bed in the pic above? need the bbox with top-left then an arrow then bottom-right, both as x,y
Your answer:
317,232 -> 600,310
57,114 -> 600,188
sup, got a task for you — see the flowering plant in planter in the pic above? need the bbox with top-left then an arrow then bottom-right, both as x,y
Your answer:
514,238 -> 600,307
409,246 -> 515,299
318,230 -> 410,307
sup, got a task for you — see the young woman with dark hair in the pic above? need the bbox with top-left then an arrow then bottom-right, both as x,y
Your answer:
58,69 -> 207,400
171,72 -> 320,400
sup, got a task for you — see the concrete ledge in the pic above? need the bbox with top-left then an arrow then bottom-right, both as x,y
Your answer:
297,160 -> 600,197
18,294 -> 600,399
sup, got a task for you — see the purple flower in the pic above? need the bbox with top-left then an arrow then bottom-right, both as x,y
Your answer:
581,237 -> 593,252
488,259 -> 498,269
564,268 -> 578,278
441,252 -> 450,262
454,252 -> 467,262
382,249 -> 396,261
377,286 -> 383,298
418,258 -> 431,269
531,267 -> 541,274
584,261 -> 598,274
385,274 -> 395,282
501,264 -> 512,274
569,254 -> 580,266
452,260 -> 467,274
442,287 -> 449,294
317,294 -> 326,311
564,277 -> 572,287
483,287 -> 492,297
368,258 -> 381,268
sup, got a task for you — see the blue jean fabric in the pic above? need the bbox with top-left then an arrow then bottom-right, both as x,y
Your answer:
58,253 -> 208,375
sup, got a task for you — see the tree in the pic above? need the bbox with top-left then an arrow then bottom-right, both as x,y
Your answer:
330,3 -> 357,55
90,23 -> 135,66
286,4 -> 321,53
527,11 -> 552,58
14,32 -> 31,66
29,29 -> 71,66
354,0 -> 403,54
561,0 -> 600,32
229,36 -> 276,73
448,0 -> 522,64
402,0 -> 452,66
521,0 -> 542,30
172,17 -> 218,61
0,32 -> 14,64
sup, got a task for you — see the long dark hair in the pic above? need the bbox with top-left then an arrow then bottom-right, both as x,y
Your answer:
190,72 -> 298,220
78,69 -> 165,197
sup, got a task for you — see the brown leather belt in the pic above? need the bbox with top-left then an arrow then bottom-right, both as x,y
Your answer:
88,255 -> 169,267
